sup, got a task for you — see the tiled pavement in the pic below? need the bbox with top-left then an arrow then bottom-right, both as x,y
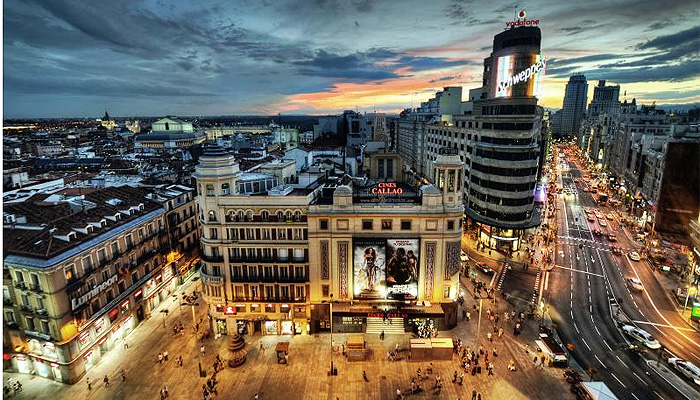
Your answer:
5,273 -> 574,400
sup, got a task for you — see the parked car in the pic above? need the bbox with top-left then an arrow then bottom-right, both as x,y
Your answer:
606,213 -> 615,220
626,277 -> 644,292
587,215 -> 596,222
668,358 -> 700,386
612,247 -> 622,255
621,325 -> 661,349
607,234 -> 617,242
474,262 -> 493,274
598,219 -> 607,227
460,251 -> 468,263
629,252 -> 641,261
593,228 -> 602,236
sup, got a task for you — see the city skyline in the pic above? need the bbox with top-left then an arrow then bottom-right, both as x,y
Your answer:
3,0 -> 699,118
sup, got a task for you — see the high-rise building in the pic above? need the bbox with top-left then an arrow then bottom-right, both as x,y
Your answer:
588,80 -> 620,117
397,23 -> 546,251
559,74 -> 588,137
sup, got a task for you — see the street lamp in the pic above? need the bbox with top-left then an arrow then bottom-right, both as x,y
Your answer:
181,292 -> 204,377
329,293 -> 335,376
160,309 -> 169,329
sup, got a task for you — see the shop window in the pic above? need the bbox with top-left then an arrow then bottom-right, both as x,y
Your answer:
235,304 -> 246,313
265,304 -> 275,313
443,286 -> 451,299
401,220 -> 411,230
319,219 -> 329,230
250,304 -> 260,313
362,220 -> 373,230
322,284 -> 330,297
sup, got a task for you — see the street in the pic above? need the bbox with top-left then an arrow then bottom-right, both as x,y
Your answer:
547,147 -> 700,400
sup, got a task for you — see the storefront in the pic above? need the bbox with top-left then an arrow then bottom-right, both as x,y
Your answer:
478,223 -> 521,253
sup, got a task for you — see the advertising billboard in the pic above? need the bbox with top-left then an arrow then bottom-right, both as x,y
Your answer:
353,238 -> 420,300
494,53 -> 546,99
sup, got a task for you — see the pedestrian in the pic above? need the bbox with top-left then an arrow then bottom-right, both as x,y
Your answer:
493,347 -> 498,357
103,375 -> 109,388
363,370 -> 368,382
488,362 -> 494,375
487,332 -> 492,342
472,389 -> 477,400
164,350 -> 169,361
260,342 -> 264,351
158,352 -> 163,363
380,330 -> 385,340
395,342 -> 399,353
254,393 -> 259,400
123,342 -> 129,349
200,345 -> 205,355
87,377 -> 92,390
453,370 -> 457,382
498,327 -> 504,337
163,386 -> 169,398
533,356 -> 538,366
541,354 -> 546,367
396,387 -> 402,400
459,371 -> 464,384
177,355 -> 183,366
120,369 -> 126,381
466,311 -> 471,321
478,393 -> 482,400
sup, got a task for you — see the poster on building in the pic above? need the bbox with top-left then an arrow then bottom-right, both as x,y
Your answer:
385,239 -> 420,300
353,238 -> 387,299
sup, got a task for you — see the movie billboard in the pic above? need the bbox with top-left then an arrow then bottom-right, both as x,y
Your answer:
353,238 -> 419,300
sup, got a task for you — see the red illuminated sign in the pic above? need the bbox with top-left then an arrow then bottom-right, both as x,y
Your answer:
121,300 -> 130,308
224,306 -> 236,315
370,182 -> 403,195
50,362 -> 59,367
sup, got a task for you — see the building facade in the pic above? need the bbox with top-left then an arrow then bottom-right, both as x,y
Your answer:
559,74 -> 588,137
2,186 -> 190,383
195,146 -> 464,336
134,117 -> 206,150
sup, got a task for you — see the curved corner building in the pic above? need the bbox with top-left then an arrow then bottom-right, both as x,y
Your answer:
460,26 -> 544,251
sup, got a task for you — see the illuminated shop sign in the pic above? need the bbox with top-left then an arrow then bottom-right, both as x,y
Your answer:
506,10 -> 539,28
71,275 -> 119,310
371,182 -> 403,195
496,55 -> 547,98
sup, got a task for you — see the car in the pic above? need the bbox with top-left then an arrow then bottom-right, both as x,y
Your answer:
594,211 -> 603,218
627,277 -> 644,292
460,251 -> 468,263
606,213 -> 615,220
598,220 -> 607,227
587,215 -> 596,222
474,262 -> 493,274
612,247 -> 622,255
629,251 -> 641,261
621,325 -> 661,349
607,234 -> 617,242
668,358 -> 700,386
593,228 -> 602,236
582,187 -> 589,192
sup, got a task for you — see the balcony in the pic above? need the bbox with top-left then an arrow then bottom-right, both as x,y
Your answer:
36,308 -> 48,317
136,250 -> 158,265
19,305 -> 33,314
65,276 -> 84,292
29,284 -> 44,294
201,254 -> 224,263
201,271 -> 224,285
228,257 -> 309,264
230,296 -> 307,303
15,281 -> 27,291
3,298 -> 13,306
232,275 -> 309,283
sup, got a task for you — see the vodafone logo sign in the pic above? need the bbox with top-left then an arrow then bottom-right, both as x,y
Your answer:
506,10 -> 539,28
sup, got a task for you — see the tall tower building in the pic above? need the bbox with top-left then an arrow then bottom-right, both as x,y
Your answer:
559,74 -> 588,136
588,80 -> 620,117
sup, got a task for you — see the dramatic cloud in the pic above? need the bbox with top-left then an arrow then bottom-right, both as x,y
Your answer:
3,0 -> 699,117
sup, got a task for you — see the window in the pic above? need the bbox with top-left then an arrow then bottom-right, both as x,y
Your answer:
209,228 -> 218,239
82,256 -> 93,272
131,271 -> 139,284
378,159 -> 385,178
319,219 -> 329,230
250,286 -> 258,299
25,316 -> 35,331
447,220 -> 455,230
14,271 -> 24,284
401,220 -> 411,230
295,286 -> 305,300
208,210 -> 217,222
362,220 -> 373,230
322,284 -> 330,297
381,219 -> 392,230
36,297 -> 44,310
443,286 -> 451,299
387,159 -> 394,178
221,183 -> 230,195
265,286 -> 274,299
261,211 -> 269,221
206,184 -> 215,196
265,304 -> 275,313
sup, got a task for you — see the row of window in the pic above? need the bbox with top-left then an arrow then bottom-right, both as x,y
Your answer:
208,227 -> 307,241
474,148 -> 539,161
468,188 -> 535,206
468,201 -> 533,222
470,162 -> 538,177
470,175 -> 536,192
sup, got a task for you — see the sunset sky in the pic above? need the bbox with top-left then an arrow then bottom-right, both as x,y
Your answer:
3,0 -> 699,118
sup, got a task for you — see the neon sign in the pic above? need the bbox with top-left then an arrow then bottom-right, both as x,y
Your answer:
495,55 -> 547,98
370,182 -> 403,195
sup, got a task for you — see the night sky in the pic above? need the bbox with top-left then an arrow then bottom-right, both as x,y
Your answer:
3,0 -> 699,118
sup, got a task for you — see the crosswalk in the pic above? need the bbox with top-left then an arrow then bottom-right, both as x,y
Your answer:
556,236 -> 630,254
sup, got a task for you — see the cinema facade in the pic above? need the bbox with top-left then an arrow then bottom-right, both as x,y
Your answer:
197,147 -> 464,336
306,150 -> 465,334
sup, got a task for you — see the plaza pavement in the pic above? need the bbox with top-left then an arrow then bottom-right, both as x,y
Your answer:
4,269 -> 575,400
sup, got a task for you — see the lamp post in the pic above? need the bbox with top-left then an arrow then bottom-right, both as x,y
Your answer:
181,292 -> 203,377
329,293 -> 335,376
